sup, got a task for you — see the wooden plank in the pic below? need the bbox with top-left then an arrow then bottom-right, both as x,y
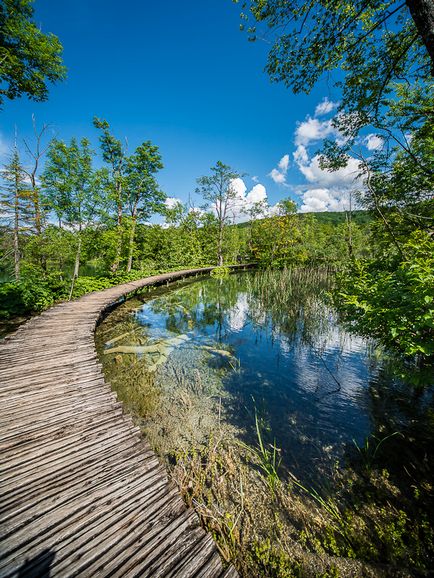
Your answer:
0,267 -> 239,577
0,442 -> 151,520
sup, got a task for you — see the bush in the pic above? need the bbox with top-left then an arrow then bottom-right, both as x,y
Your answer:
210,266 -> 230,278
0,265 -> 209,320
0,283 -> 27,318
0,279 -> 56,318
335,232 -> 434,359
71,276 -> 113,298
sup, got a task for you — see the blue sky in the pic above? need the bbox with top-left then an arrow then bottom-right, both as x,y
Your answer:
1,0 -> 376,214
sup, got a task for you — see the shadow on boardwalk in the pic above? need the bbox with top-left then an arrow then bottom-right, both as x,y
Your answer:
17,550 -> 55,577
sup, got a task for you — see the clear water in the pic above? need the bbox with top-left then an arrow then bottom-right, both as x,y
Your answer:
96,270 -> 433,484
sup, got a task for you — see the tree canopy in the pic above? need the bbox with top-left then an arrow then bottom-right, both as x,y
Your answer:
236,0 -> 433,150
0,0 -> 66,107
196,161 -> 242,266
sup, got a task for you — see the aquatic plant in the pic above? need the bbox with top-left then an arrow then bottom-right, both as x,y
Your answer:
210,266 -> 231,278
239,411 -> 282,492
352,432 -> 403,472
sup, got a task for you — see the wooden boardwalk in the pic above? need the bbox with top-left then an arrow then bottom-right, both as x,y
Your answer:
0,268 -> 241,578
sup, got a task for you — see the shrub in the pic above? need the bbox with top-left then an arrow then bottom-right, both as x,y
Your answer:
335,231 -> 434,359
71,276 -> 113,298
0,279 -> 56,318
210,266 -> 230,278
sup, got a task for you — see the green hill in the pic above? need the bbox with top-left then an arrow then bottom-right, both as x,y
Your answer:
235,210 -> 372,229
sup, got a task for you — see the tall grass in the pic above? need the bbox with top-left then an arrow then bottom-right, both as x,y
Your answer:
238,410 -> 282,492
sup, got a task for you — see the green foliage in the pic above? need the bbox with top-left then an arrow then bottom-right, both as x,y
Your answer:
125,141 -> 164,220
248,213 -> 370,268
298,210 -> 372,227
0,282 -> 30,317
0,0 -> 66,106
245,411 -> 282,492
250,213 -> 308,267
353,432 -> 403,472
42,137 -> 105,228
247,539 -> 302,578
0,271 -> 65,317
70,276 -> 113,298
196,161 -> 243,266
236,0 -> 434,367
0,146 -> 33,280
335,231 -> 434,358
210,266 -> 230,278
237,1 -> 432,152
92,117 -> 167,272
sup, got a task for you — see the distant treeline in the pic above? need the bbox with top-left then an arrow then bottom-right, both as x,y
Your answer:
0,207 -> 369,319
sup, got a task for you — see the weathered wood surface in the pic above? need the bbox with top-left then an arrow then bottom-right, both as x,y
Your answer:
0,267 -> 244,578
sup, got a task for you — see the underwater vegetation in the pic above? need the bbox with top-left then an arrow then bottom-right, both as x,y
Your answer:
96,270 -> 434,577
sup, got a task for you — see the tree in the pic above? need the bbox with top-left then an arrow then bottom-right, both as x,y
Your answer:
276,198 -> 297,217
21,117 -> 50,237
244,198 -> 269,256
237,1 -> 433,154
124,141 -> 165,272
0,0 -> 66,107
42,137 -> 103,297
93,117 -> 127,272
164,199 -> 186,227
196,161 -> 242,266
0,145 -> 31,279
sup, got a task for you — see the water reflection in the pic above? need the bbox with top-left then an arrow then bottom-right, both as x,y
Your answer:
96,270 -> 433,485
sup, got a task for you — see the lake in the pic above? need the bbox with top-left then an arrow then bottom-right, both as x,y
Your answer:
95,269 -> 428,485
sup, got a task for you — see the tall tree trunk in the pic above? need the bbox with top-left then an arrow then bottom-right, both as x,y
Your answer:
13,188 -> 20,281
33,190 -> 42,235
28,173 -> 42,236
30,180 -> 46,270
406,0 -> 434,73
111,190 -> 123,273
218,222 -> 224,266
111,227 -> 122,273
68,233 -> 82,300
126,209 -> 137,273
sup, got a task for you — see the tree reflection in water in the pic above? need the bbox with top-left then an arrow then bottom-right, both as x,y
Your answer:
96,270 -> 433,486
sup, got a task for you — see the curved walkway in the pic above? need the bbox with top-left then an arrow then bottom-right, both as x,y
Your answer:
0,267 -> 244,578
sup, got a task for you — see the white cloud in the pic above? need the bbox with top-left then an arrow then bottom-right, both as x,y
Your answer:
227,179 -> 271,222
294,150 -> 361,213
269,168 -> 286,184
296,154 -> 360,188
252,175 -> 259,183
246,183 -> 267,204
269,154 -> 290,184
294,117 -> 336,147
289,106 -> 364,213
265,98 -> 365,215
293,144 -> 309,165
278,154 -> 289,172
300,189 -> 331,212
299,188 -> 352,213
230,177 -> 247,198
164,197 -> 183,209
228,293 -> 249,332
364,134 -> 383,151
315,97 -> 339,117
